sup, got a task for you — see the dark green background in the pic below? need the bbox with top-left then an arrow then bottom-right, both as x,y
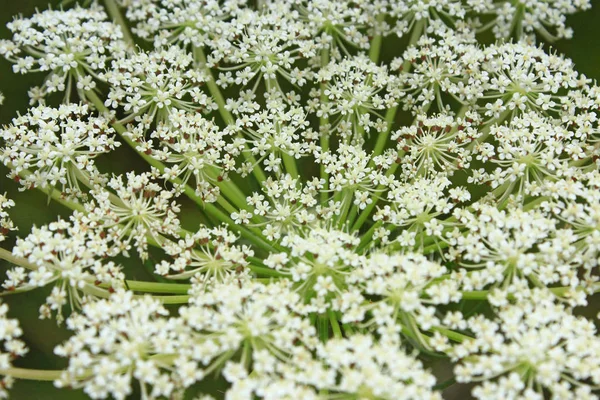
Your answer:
1,1 -> 600,398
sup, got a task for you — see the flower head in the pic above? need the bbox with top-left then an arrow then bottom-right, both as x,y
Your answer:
0,5 -> 128,102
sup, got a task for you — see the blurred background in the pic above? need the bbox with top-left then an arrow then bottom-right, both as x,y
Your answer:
1,0 -> 600,398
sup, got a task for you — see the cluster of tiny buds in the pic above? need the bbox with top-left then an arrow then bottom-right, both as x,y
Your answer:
0,0 -> 598,399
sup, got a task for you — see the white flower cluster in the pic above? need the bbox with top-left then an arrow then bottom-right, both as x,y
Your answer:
0,303 -> 27,399
0,194 -> 15,243
489,0 -> 592,42
453,290 -> 600,400
124,0 -> 236,47
0,4 -> 128,102
156,225 -> 254,281
0,0 -> 598,399
126,110 -> 240,201
394,39 -> 584,118
88,171 -> 182,259
57,279 -> 443,400
315,55 -> 397,140
226,334 -> 441,399
103,47 -> 213,122
4,215 -> 124,322
0,104 -> 120,198
55,291 -> 182,400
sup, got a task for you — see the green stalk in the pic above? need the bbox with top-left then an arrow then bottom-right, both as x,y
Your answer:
430,326 -> 471,343
282,153 -> 300,179
357,220 -> 383,252
461,284 -> 600,300
0,250 -> 191,301
319,48 -> 330,205
84,283 -> 189,304
86,90 -> 277,253
0,368 -> 62,381
265,78 -> 300,179
103,0 -> 134,45
5,165 -> 86,213
351,62 -> 430,234
433,377 -> 457,391
0,247 -> 39,270
401,20 -> 426,71
206,168 -> 249,210
191,47 -> 234,125
368,14 -> 386,63
192,46 -> 267,183
421,240 -> 450,255
81,284 -> 112,299
328,310 -> 343,339
371,106 -> 398,159
202,201 -> 280,253
137,294 -> 190,304
86,90 -> 171,172
247,264 -> 285,278
342,323 -> 354,336
318,314 -> 330,342
100,280 -> 191,294
336,190 -> 353,228
351,163 -> 398,233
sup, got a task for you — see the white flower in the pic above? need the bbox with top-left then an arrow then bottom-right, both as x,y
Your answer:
0,104 -> 120,198
453,290 -> 600,399
487,0 -> 592,42
55,290 -> 188,399
0,194 -> 16,242
6,215 -> 124,321
0,5 -> 128,102
103,47 -> 211,122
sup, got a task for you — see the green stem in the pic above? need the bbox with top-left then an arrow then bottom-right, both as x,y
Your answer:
430,326 -> 472,343
103,0 -> 134,46
282,155 -> 299,179
402,20 -> 426,70
351,163 -> 398,233
522,196 -> 549,211
328,310 -> 342,339
0,249 -> 192,302
86,90 -> 277,253
342,323 -> 354,336
206,169 -> 250,211
80,284 -> 112,299
346,204 -> 358,229
336,190 -> 353,228
371,106 -> 398,159
368,14 -> 386,63
84,285 -> 190,304
422,240 -> 449,255
203,201 -> 279,253
433,377 -> 457,391
319,314 -> 329,342
101,280 -> 191,294
0,247 -> 38,270
138,294 -> 190,304
319,48 -> 330,205
248,264 -> 285,278
264,79 -> 299,179
460,284 -> 600,300
192,46 -> 267,183
192,46 -> 234,124
0,367 -> 62,381
357,220 -> 383,252
86,91 -> 168,171
5,165 -> 86,214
